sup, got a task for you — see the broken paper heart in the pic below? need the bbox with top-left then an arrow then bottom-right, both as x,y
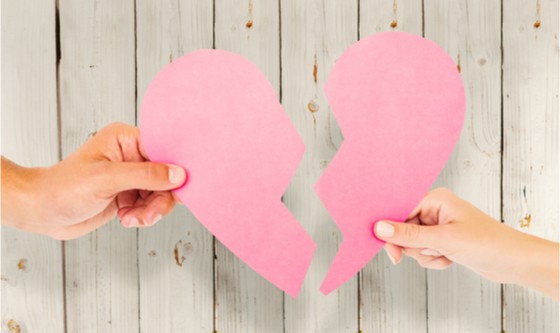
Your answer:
316,32 -> 465,294
139,32 -> 464,297
139,50 -> 316,298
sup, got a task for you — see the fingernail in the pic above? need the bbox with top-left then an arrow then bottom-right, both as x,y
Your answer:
168,165 -> 187,184
375,221 -> 394,238
128,217 -> 139,228
421,248 -> 442,257
150,214 -> 163,226
384,248 -> 397,264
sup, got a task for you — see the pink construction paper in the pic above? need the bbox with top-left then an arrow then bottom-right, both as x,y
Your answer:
316,32 -> 465,294
139,50 -> 315,298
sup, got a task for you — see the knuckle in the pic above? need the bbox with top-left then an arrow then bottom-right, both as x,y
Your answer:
430,187 -> 452,199
96,123 -> 116,136
161,194 -> 175,211
432,187 -> 450,194
441,262 -> 453,270
403,224 -> 420,243
403,247 -> 421,260
140,163 -> 154,184
142,163 -> 167,185
146,163 -> 157,181
89,162 -> 124,197
107,121 -> 127,131
130,125 -> 140,137
152,192 -> 175,213
419,260 -> 431,269
97,122 -> 129,138
418,256 -> 438,268
428,260 -> 452,270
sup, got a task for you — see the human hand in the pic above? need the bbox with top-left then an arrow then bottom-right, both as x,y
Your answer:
373,188 -> 559,299
1,122 -> 187,240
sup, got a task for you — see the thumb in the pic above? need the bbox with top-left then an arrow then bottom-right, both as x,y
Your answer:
374,220 -> 441,249
99,161 -> 187,194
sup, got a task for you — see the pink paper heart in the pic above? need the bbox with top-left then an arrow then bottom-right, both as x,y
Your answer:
316,32 -> 465,294
139,50 -> 316,298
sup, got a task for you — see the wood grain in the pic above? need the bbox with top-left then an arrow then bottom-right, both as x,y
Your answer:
1,2 -> 64,332
58,0 -> 138,331
135,1 -> 214,332
213,1 -> 284,332
503,0 -> 559,332
281,1 -> 359,332
358,1 -> 427,332
1,1 -> 558,331
424,1 -> 503,332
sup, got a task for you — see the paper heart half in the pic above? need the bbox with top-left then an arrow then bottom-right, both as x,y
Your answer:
316,32 -> 465,294
139,50 -> 315,298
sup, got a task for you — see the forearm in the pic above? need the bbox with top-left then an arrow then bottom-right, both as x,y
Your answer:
511,232 -> 559,300
1,157 -> 42,229
463,202 -> 559,299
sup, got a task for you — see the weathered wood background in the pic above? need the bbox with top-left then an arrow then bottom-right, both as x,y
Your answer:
2,0 -> 558,332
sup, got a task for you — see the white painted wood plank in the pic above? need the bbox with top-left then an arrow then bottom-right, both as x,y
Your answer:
503,0 -> 559,332
358,1 -> 427,332
360,0 -> 423,35
212,1 -> 284,332
58,0 -> 139,331
135,1 -> 214,332
1,1 -> 65,332
281,1 -> 358,332
424,1 -> 502,332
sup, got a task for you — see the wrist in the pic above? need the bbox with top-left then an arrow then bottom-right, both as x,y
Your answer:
1,159 -> 45,229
